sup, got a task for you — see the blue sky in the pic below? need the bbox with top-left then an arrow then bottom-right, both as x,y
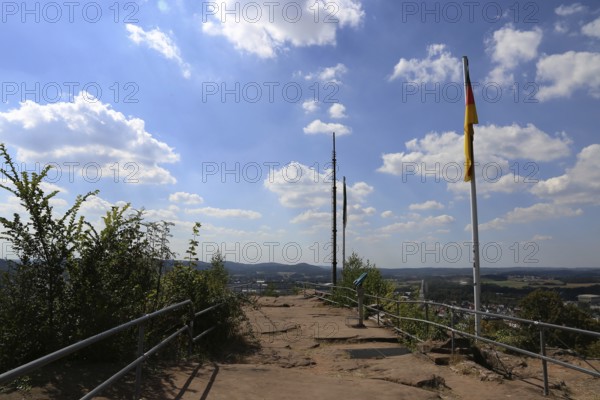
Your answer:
1,0 -> 599,268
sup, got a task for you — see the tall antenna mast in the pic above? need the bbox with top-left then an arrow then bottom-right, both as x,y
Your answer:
331,132 -> 337,285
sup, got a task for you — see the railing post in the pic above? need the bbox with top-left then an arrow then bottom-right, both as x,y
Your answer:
134,323 -> 145,400
376,294 -> 380,326
540,327 -> 549,396
450,308 -> 455,356
396,295 -> 400,329
357,286 -> 365,327
188,318 -> 194,357
425,302 -> 430,337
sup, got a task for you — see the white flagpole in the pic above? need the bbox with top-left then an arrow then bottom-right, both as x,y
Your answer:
463,56 -> 482,337
343,176 -> 346,270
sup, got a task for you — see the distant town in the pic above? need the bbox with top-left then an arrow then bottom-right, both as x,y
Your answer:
210,261 -> 600,320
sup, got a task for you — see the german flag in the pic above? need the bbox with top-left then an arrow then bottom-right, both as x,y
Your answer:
463,57 -> 478,182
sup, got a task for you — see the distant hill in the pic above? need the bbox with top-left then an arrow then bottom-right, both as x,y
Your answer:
1,258 -> 598,283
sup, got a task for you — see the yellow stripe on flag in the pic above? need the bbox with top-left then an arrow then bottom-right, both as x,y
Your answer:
464,60 -> 478,182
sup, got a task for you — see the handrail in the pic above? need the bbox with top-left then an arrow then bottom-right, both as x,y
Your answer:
300,281 -> 600,395
363,293 -> 600,338
0,300 -> 192,385
0,299 -> 226,399
80,325 -> 190,400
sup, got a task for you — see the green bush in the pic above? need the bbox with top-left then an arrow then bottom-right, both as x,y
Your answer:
0,144 -> 244,372
331,252 -> 394,308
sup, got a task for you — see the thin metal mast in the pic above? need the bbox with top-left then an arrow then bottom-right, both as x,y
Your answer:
332,132 -> 337,285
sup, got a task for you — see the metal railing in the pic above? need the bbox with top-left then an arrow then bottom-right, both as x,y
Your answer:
229,281 -> 298,296
0,299 -> 225,399
301,281 -> 600,396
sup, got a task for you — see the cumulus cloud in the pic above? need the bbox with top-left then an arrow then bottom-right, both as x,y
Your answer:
291,210 -> 330,224
329,103 -> 347,119
169,192 -> 204,205
303,63 -> 349,84
409,200 -> 444,211
531,144 -> 600,206
390,44 -> 461,83
0,93 -> 180,184
264,161 -> 373,208
378,124 -> 571,195
185,206 -> 262,219
478,203 -> 583,231
485,24 -> 542,84
126,24 -> 191,78
582,17 -> 600,39
201,1 -> 364,58
554,21 -> 569,34
555,3 -> 586,16
79,195 -> 119,216
381,210 -> 394,219
303,119 -> 351,136
380,214 -> 454,234
536,51 -> 600,100
302,100 -> 319,113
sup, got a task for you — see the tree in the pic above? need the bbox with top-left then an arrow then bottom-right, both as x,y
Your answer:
335,252 -> 393,306
69,205 -> 159,355
207,251 -> 229,295
0,144 -> 96,365
518,289 -> 600,354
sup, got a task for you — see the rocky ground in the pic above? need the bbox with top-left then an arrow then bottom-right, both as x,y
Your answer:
2,294 -> 599,399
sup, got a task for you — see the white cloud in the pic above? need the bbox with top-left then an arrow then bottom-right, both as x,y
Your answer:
302,100 -> 319,113
304,63 -> 349,84
201,1 -> 364,58
329,103 -> 347,119
264,162 -> 331,208
381,210 -> 394,219
303,119 -> 351,136
169,192 -> 204,205
39,181 -> 68,195
485,24 -> 542,84
390,44 -> 461,83
554,21 -> 569,34
378,124 -> 571,195
409,200 -> 444,211
478,203 -> 583,231
582,17 -> 600,39
157,0 -> 170,13
125,24 -> 191,78
555,3 -> 586,16
531,144 -> 600,205
291,210 -> 330,224
536,51 -> 600,100
144,205 -> 184,222
185,206 -> 262,219
79,195 -> 118,216
362,206 -> 376,215
0,93 -> 180,184
378,124 -> 571,181
344,204 -> 376,227
532,235 -> 553,241
349,181 -> 374,201
380,214 -> 454,234
264,162 -> 372,208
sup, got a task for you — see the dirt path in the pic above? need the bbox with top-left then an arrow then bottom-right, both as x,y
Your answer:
3,295 -> 599,399
143,295 -> 600,400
